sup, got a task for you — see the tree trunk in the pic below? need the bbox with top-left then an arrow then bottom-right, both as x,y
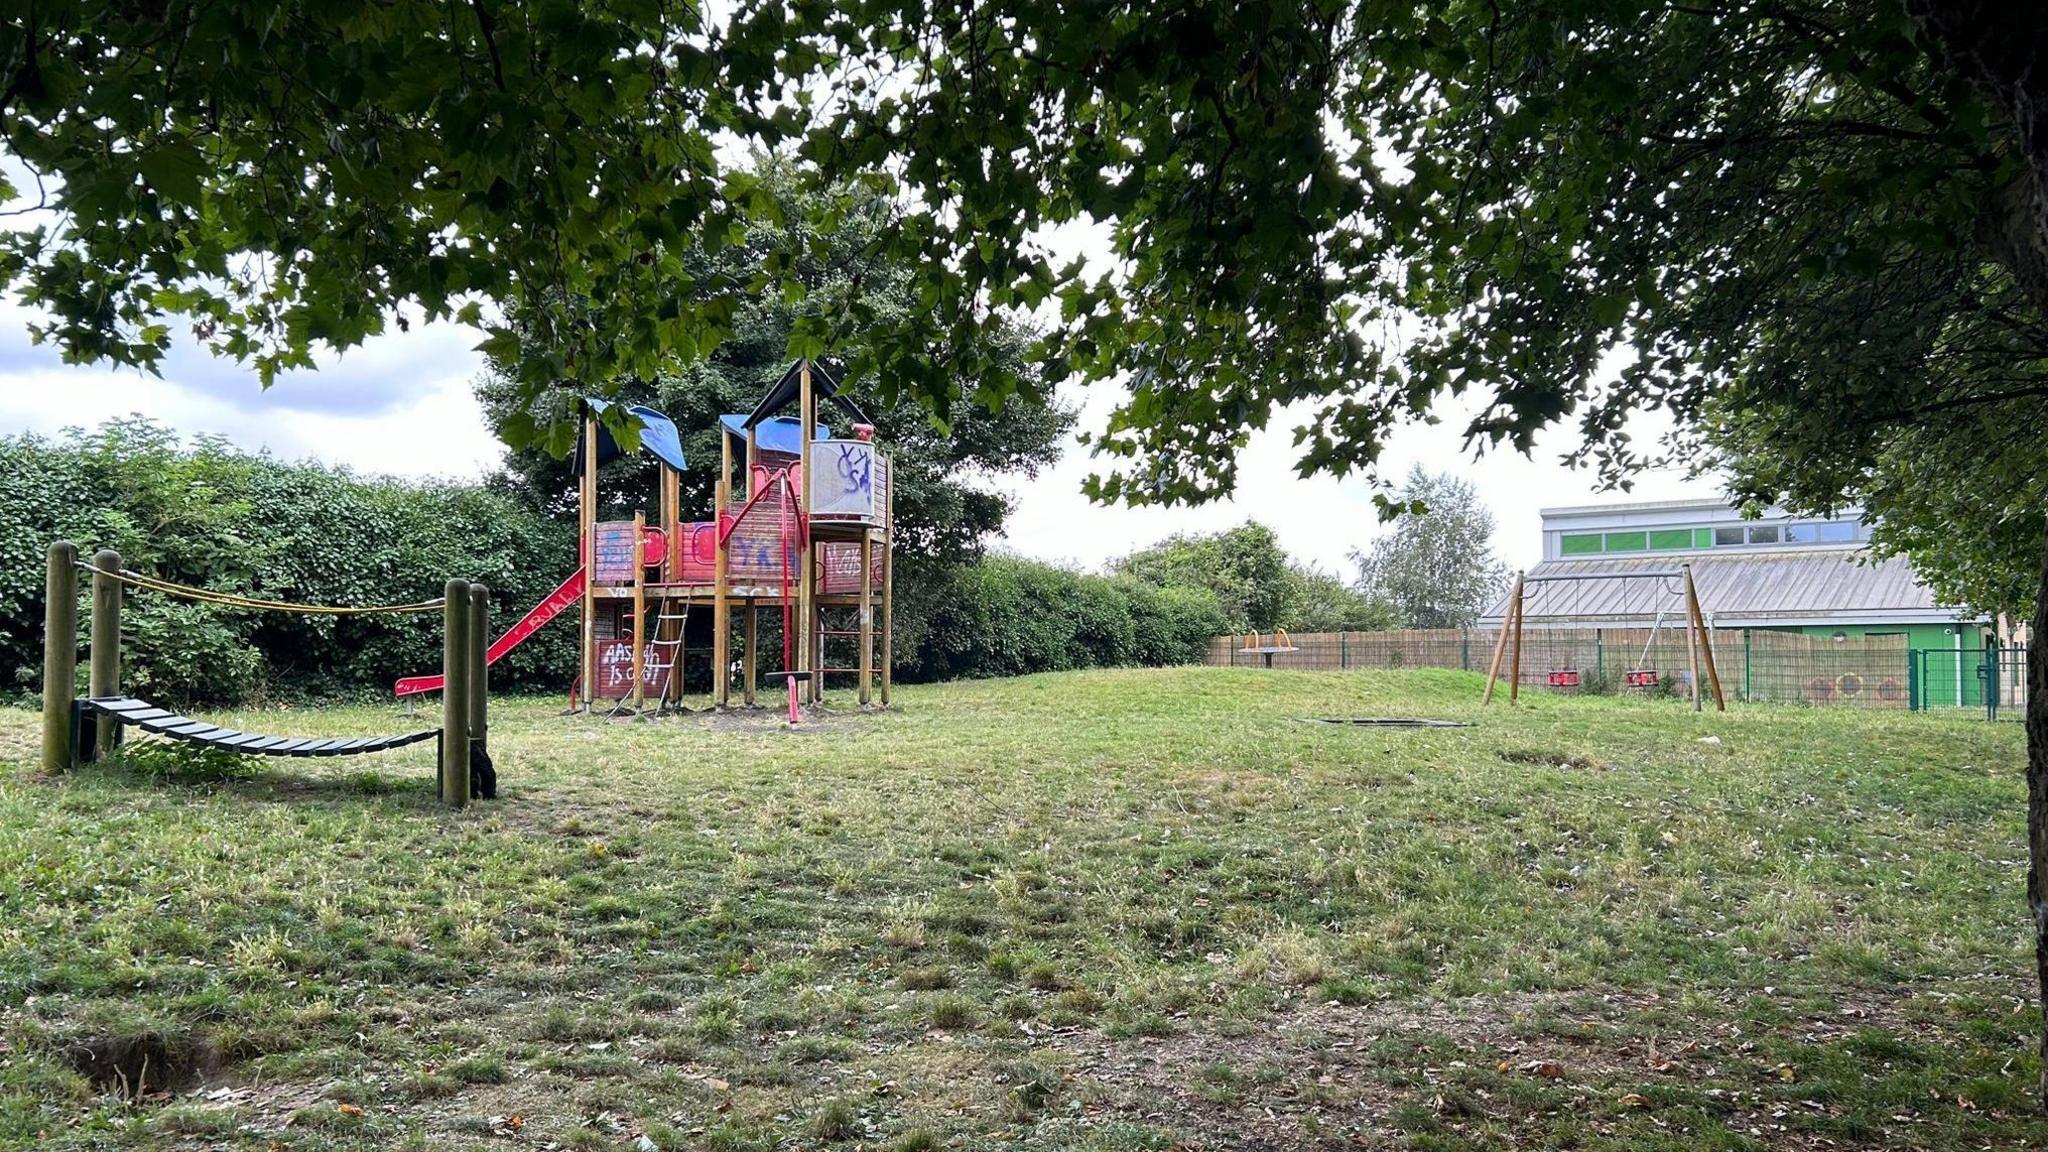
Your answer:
2025,517 -> 2048,1109
1909,2 -> 2048,1109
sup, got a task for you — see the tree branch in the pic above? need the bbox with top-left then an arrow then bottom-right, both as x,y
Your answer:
469,0 -> 510,92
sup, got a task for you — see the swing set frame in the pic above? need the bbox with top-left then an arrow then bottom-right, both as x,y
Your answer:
1482,564 -> 1725,712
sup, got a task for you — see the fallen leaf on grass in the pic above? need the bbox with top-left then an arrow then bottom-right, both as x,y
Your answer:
1618,1094 -> 1649,1108
1520,1060 -> 1565,1079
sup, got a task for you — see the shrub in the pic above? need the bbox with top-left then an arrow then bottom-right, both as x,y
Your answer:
901,555 -> 1226,682
0,420 -> 577,707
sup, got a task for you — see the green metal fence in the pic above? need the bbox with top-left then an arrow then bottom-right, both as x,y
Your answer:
1209,629 -> 2024,720
1978,644 -> 2027,721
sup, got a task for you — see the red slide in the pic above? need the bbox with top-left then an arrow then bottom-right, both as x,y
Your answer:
393,568 -> 586,697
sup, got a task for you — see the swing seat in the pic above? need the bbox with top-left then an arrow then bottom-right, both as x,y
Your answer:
1624,669 -> 1660,688
1546,669 -> 1581,688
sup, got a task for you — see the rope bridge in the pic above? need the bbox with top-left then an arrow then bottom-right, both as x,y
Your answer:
77,696 -> 439,758
46,540 -> 493,807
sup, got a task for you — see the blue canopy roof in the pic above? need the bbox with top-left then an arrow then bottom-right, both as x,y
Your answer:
720,414 -> 831,456
583,398 -> 687,472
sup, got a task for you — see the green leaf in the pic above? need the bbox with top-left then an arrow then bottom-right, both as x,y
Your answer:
138,143 -> 208,207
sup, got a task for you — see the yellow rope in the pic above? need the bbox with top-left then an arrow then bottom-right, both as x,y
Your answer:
81,564 -> 444,616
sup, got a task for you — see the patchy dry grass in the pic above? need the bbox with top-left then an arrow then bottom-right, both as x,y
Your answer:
0,667 -> 2043,1149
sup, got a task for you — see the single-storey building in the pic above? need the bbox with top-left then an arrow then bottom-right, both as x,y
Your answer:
1480,499 -> 1992,707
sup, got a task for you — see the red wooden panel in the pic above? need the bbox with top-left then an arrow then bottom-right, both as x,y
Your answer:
820,541 -> 885,594
725,485 -> 796,585
593,639 -> 674,700
591,521 -> 640,586
679,521 -> 718,584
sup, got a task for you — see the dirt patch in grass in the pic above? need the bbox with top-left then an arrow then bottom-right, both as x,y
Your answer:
1497,747 -> 1604,770
62,1031 -> 221,1098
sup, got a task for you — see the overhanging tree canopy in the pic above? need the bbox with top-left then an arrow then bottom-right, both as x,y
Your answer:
6,4 -> 2039,502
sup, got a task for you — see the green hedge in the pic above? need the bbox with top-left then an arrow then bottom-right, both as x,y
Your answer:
902,554 -> 1227,681
0,421 -> 578,707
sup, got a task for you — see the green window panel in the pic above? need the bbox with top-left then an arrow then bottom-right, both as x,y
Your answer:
1695,528 -> 1715,548
1603,531 -> 1647,552
1561,533 -> 1603,555
1649,529 -> 1693,550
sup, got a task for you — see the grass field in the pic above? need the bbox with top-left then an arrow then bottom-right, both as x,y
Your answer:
2,667 -> 2044,1150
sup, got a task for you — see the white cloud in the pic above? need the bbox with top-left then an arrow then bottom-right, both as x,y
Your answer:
0,319 -> 501,481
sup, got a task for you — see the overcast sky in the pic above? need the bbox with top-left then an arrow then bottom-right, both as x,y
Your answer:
0,307 -> 1721,575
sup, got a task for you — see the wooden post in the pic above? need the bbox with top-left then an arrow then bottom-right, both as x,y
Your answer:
41,541 -> 78,774
442,579 -> 472,808
797,361 -> 816,704
811,594 -> 825,705
881,476 -> 894,707
858,529 -> 875,706
1684,565 -> 1724,712
89,549 -> 123,756
743,603 -> 758,706
1683,573 -> 1702,712
1507,579 -> 1524,706
469,583 -> 489,761
579,415 -> 598,711
666,465 -> 685,708
714,474 -> 731,709
661,467 -> 680,580
1483,571 -> 1522,706
631,510 -> 647,714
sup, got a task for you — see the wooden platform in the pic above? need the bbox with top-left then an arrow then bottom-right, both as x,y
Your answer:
592,584 -> 876,607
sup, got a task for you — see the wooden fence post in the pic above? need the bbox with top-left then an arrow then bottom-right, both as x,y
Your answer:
469,583 -> 489,764
89,549 -> 123,756
442,579 -> 472,809
41,541 -> 78,774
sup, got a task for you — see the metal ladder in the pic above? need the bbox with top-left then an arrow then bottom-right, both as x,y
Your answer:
644,603 -> 689,710
606,603 -> 689,717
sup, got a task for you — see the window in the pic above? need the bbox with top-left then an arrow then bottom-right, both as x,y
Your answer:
1695,529 -> 1716,548
1714,527 -> 1746,546
1784,522 -> 1819,544
1816,521 -> 1856,543
1648,529 -> 1693,550
1603,531 -> 1647,553
1748,524 -> 1780,544
1560,533 -> 1603,556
